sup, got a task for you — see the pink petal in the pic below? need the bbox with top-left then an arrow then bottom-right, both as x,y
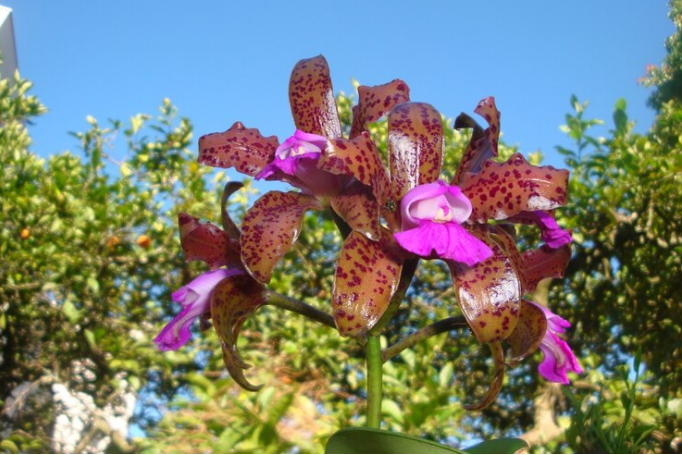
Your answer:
442,222 -> 494,266
538,331 -> 584,384
256,152 -> 321,179
155,269 -> 239,351
394,221 -> 492,266
293,130 -> 327,149
401,181 -> 472,229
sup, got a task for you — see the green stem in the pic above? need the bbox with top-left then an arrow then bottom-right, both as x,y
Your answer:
266,291 -> 336,329
382,316 -> 467,363
366,335 -> 383,428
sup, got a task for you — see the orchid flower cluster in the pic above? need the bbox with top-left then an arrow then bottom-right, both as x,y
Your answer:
155,55 -> 582,410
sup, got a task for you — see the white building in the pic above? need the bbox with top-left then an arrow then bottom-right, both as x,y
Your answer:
0,5 -> 18,79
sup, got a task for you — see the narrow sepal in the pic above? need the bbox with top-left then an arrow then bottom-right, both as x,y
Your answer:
506,299 -> 548,366
178,213 -> 241,270
463,341 -> 506,410
240,191 -> 322,283
221,182 -> 244,239
210,274 -> 267,392
461,154 -> 569,222
332,230 -> 403,337
289,55 -> 342,138
388,102 -> 444,200
198,122 -> 279,176
452,97 -> 501,184
350,79 -> 410,139
522,244 -> 572,292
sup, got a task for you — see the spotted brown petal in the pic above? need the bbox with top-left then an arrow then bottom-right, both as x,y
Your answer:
289,55 -> 342,138
178,213 -> 241,270
464,341 -> 505,410
330,183 -> 382,241
320,132 -> 392,206
506,299 -> 548,366
449,224 -> 522,344
350,79 -> 411,139
452,97 -> 501,184
198,122 -> 279,176
522,244 -> 572,292
332,230 -> 403,337
388,102 -> 444,201
241,191 -> 323,283
210,274 -> 267,392
461,154 -> 569,223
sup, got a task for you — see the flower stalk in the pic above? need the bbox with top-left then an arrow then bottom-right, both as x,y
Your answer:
265,291 -> 336,329
382,316 -> 467,363
366,335 -> 383,428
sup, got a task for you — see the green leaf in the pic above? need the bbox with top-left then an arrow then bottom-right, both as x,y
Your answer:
120,162 -> 133,177
0,439 -> 19,453
464,438 -> 528,454
325,427 -> 463,454
381,399 -> 403,423
439,363 -> 453,388
61,301 -> 81,323
84,329 -> 96,349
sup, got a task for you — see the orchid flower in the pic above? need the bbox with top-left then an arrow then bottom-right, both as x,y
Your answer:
197,56 -> 365,285
394,180 -> 492,266
196,56 -> 412,338
155,184 -> 269,391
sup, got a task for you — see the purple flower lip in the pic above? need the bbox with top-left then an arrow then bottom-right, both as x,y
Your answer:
154,268 -> 241,351
255,130 -> 343,196
510,210 -> 572,249
394,181 -> 493,267
400,181 -> 472,229
527,301 -> 583,384
256,130 -> 327,180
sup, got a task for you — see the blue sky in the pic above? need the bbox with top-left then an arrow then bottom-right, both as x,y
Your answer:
3,1 -> 675,168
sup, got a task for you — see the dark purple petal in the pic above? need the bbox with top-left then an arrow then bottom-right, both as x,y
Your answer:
332,230 -> 403,336
211,273 -> 268,391
256,153 -> 320,179
388,102 -> 444,200
198,122 -> 279,176
523,301 -> 583,384
461,154 -> 569,222
522,244 -> 572,292
506,299 -> 548,365
289,55 -> 342,138
452,97 -> 501,184
178,213 -> 241,270
350,79 -> 411,139
449,225 -> 523,344
320,132 -> 392,207
463,341 -> 506,410
154,269 -> 239,351
240,191 -> 323,283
